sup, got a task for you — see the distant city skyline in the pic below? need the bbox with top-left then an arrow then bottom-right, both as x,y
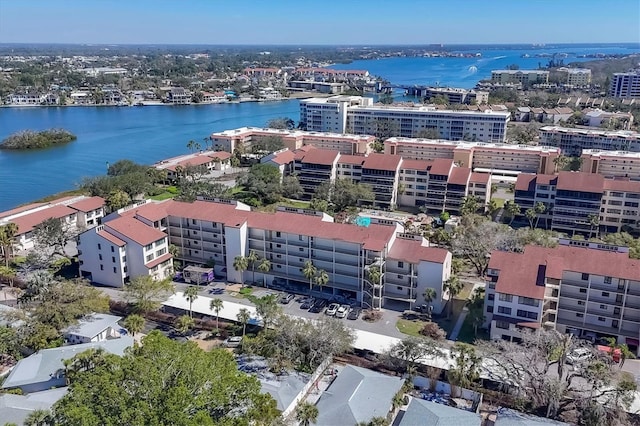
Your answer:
1,0 -> 639,45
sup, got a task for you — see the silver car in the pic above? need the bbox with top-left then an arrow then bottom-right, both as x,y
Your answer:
325,303 -> 339,316
335,304 -> 351,318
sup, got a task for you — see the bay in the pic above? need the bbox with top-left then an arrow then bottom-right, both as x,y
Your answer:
0,101 -> 299,210
330,45 -> 640,88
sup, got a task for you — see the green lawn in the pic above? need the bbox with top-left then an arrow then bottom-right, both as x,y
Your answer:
396,318 -> 428,337
492,197 -> 505,208
148,191 -> 176,201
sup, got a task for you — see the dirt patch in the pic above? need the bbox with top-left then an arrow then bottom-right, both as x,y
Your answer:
190,336 -> 222,351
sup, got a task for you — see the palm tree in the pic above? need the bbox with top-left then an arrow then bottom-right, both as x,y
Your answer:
186,140 -> 196,153
0,265 -> 16,288
460,196 -> 479,216
534,201 -> 546,228
444,275 -> 464,319
236,308 -> 250,349
123,314 -> 145,337
24,408 -> 52,426
246,250 -> 259,284
295,402 -> 319,426
302,260 -> 317,292
0,223 -> 18,267
553,154 -> 570,172
504,201 -> 521,226
257,258 -> 271,286
486,199 -> 500,221
314,269 -> 329,293
423,287 -> 436,305
175,314 -> 194,335
525,208 -> 537,229
588,213 -> 600,239
367,266 -> 381,287
183,286 -> 199,317
209,298 -> 223,331
233,255 -> 249,284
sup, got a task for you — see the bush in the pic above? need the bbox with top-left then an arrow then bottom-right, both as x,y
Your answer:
239,287 -> 253,296
167,186 -> 179,194
146,186 -> 164,196
362,309 -> 383,322
419,322 -> 446,340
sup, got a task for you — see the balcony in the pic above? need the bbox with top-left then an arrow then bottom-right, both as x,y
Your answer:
558,303 -> 585,313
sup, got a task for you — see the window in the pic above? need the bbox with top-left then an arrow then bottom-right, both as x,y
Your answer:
576,313 -> 583,318
98,254 -> 103,261
145,243 -> 153,251
111,246 -> 114,253
486,305 -> 494,313
598,317 -> 606,322
192,219 -> 197,225
517,310 -> 538,320
112,256 -> 115,263
123,266 -> 127,273
156,248 -> 167,257
488,294 -> 495,301
581,273 -> 589,281
397,286 -> 403,290
299,247 -> 304,252
397,274 -> 403,279
100,264 -> 104,271
122,256 -> 126,263
498,294 -> 513,302
604,276 -> 612,284
276,232 -> 281,238
146,254 -> 154,262
498,306 -> 512,315
113,267 -> 117,273
97,243 -> 101,250
496,321 -> 510,329
579,288 -> 587,293
599,304 -> 607,310
614,307 -> 621,315
578,300 -> 585,306
601,292 -> 609,297
518,296 -> 539,307
398,261 -> 404,268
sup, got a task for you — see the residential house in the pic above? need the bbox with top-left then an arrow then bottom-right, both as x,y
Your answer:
1,337 -> 134,394
0,388 -> 68,426
398,398 -> 482,426
166,87 -> 191,104
62,313 -> 124,344
314,365 -> 404,426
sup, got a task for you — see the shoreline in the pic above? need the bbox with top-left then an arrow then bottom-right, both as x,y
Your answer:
0,91 -> 331,109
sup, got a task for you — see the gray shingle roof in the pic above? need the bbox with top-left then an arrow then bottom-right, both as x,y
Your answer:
2,336 -> 133,390
62,313 -> 122,339
398,398 -> 481,426
0,387 -> 68,425
495,408 -> 570,425
315,365 -> 404,426
259,372 -> 311,411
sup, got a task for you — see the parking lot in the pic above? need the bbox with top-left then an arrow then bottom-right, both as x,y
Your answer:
173,280 -> 407,339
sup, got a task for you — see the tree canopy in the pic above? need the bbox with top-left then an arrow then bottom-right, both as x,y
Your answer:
238,164 -> 283,205
0,129 -> 76,150
314,178 -> 374,212
52,332 -> 280,425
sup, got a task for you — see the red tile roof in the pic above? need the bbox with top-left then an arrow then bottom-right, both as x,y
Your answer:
269,150 -> 295,165
400,159 -> 432,171
448,167 -> 471,186
208,151 -> 231,161
387,238 -> 449,264
489,244 -> 640,299
0,202 -> 47,219
68,196 -> 105,213
145,252 -> 173,269
299,148 -> 340,166
166,155 -> 213,172
515,174 -> 537,192
105,216 -> 166,246
10,204 -> 77,235
426,158 -> 453,176
362,153 -> 402,172
337,155 -> 366,166
470,172 -> 491,184
603,178 -> 640,193
556,172 -> 604,193
97,229 -> 126,247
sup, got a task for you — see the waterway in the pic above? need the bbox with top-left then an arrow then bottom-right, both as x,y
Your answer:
330,45 -> 640,88
2,44 -> 640,211
0,101 -> 299,210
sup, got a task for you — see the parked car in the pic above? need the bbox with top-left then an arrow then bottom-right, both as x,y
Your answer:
335,304 -> 351,318
309,299 -> 327,313
279,293 -> 295,304
325,303 -> 340,316
300,297 -> 315,310
223,336 -> 243,348
347,307 -> 362,320
566,347 -> 593,365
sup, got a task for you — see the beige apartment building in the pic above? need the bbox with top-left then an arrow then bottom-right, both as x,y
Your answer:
581,149 -> 640,180
539,126 -> 640,156
490,70 -> 549,85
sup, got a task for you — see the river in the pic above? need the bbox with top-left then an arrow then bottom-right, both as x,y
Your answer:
0,101 -> 300,210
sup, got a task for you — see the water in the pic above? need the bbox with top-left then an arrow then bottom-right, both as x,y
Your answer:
330,45 -> 640,88
0,101 -> 299,210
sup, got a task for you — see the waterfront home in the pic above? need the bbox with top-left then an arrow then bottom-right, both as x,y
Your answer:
166,87 -> 192,104
201,91 -> 226,103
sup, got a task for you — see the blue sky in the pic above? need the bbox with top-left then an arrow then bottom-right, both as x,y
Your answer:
1,0 -> 639,45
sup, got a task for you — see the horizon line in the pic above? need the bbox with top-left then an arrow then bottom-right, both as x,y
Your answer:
1,42 -> 639,47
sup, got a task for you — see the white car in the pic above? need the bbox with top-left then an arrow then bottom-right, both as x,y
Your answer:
566,347 -> 593,365
325,303 -> 339,316
223,336 -> 243,348
335,304 -> 351,318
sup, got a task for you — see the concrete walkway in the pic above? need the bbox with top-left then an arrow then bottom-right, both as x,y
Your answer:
448,307 -> 468,341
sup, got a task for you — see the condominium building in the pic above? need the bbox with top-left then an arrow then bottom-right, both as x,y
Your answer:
293,149 -> 340,199
558,68 -> 592,86
299,96 -> 510,142
0,196 -> 105,251
385,138 -> 560,174
78,213 -> 173,287
209,127 -> 375,155
420,87 -> 489,105
514,171 -> 640,234
539,126 -> 640,156
154,151 -> 232,180
484,240 -> 640,355
490,70 -> 549,85
86,199 -> 452,311
609,70 -> 640,98
580,149 -> 640,180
